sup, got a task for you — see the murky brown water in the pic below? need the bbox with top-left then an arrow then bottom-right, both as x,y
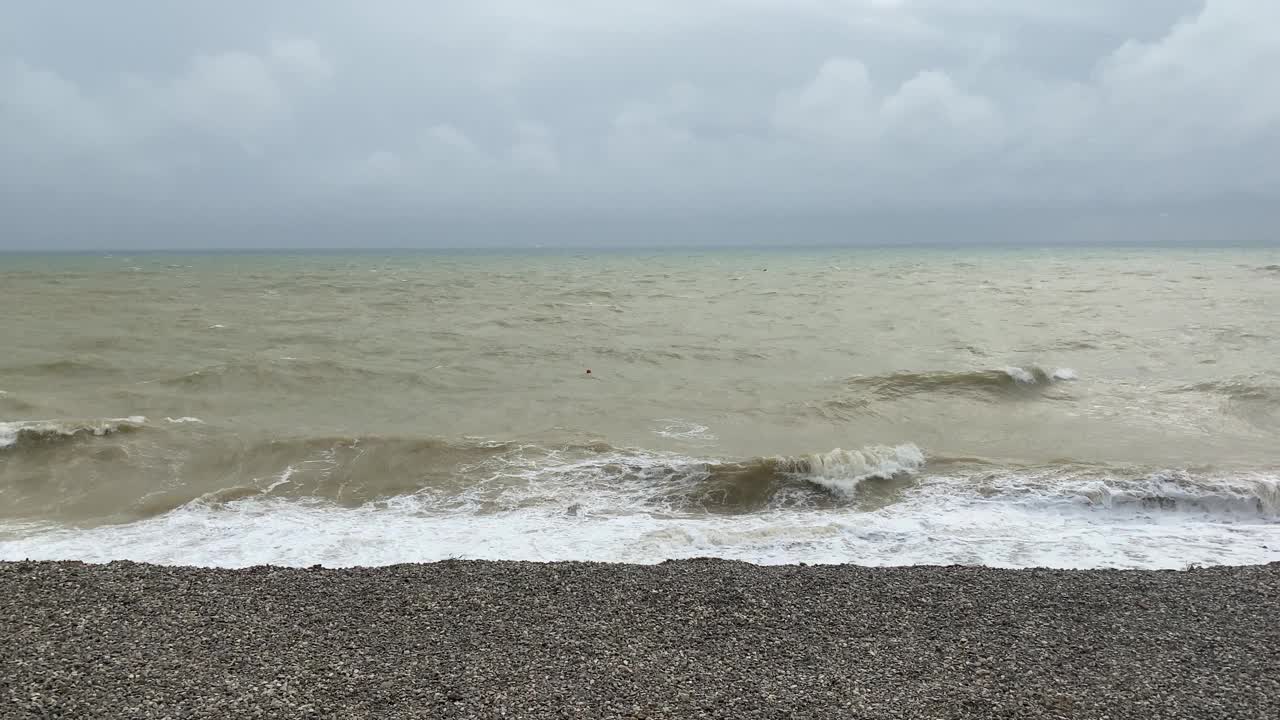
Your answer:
2,247 -> 1278,568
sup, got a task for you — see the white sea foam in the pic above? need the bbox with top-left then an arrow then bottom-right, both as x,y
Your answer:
165,416 -> 204,424
1,439 -> 1275,570
265,466 -> 296,492
652,419 -> 717,442
3,478 -> 1277,569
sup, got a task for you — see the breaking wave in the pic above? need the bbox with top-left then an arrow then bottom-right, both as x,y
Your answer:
0,430 -> 927,522
1075,472 -> 1280,517
5,454 -> 1277,570
7,423 -> 1275,529
0,416 -> 148,450
777,445 -> 926,495
2,432 -> 1277,569
184,439 -> 927,515
951,465 -> 1280,519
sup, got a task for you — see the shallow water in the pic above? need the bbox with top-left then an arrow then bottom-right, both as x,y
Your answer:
2,247 -> 1279,568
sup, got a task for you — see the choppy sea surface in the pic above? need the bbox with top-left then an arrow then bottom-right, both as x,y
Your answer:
2,247 -> 1279,569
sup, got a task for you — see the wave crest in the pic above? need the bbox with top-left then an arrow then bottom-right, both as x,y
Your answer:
776,445 -> 926,495
1069,470 -> 1280,517
955,464 -> 1280,519
0,417 -> 147,450
842,366 -> 1076,402
1,431 -> 927,522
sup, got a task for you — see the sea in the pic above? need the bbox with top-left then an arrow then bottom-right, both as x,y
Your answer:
2,247 -> 1279,569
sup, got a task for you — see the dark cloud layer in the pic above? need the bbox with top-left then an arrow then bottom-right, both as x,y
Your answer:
2,1 -> 1277,248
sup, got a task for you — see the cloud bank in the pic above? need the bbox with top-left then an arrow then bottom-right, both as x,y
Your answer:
1,1 -> 1276,247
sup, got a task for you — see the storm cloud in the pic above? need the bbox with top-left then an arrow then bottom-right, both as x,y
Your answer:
2,1 -> 1277,247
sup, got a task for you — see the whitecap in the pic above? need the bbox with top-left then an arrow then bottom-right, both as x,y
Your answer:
795,444 -> 926,494
0,416 -> 148,449
1001,366 -> 1038,384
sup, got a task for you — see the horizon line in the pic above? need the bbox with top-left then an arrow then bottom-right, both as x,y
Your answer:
4,237 -> 1279,254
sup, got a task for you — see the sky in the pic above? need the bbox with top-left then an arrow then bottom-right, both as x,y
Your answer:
2,0 -> 1278,248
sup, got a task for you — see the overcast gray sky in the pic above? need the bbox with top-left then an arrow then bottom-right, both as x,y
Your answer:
2,0 -> 1278,248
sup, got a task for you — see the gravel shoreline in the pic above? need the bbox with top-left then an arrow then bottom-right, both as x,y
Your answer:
2,559 -> 1278,719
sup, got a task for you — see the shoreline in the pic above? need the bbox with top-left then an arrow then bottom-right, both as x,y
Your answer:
3,559 -> 1278,719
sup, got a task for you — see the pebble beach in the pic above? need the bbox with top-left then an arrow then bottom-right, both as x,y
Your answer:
3,559 -> 1278,719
